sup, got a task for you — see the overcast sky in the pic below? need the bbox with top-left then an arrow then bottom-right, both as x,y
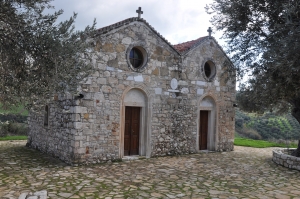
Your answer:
49,0 -> 223,45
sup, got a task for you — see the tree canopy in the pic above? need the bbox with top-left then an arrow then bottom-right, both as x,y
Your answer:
0,0 -> 96,110
206,0 -> 300,123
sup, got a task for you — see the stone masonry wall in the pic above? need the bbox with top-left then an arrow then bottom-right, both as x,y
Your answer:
273,148 -> 300,170
72,21 -> 183,163
28,93 -> 76,164
181,39 -> 235,152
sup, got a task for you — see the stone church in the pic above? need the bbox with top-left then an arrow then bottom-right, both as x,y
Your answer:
27,8 -> 236,165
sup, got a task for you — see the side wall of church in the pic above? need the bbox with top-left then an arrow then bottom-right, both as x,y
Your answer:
27,94 -> 77,164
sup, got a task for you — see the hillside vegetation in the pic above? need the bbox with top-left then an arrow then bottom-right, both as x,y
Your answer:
236,109 -> 300,141
0,104 -> 28,137
235,110 -> 300,140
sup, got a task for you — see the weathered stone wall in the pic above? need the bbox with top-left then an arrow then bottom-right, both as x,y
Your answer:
173,39 -> 235,152
28,19 -> 236,164
27,94 -> 76,164
273,148 -> 300,170
72,21 -> 183,163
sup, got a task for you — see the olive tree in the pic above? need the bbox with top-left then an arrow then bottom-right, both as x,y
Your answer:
0,0 -> 96,110
206,0 -> 300,156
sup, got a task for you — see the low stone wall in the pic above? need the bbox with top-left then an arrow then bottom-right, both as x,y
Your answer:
272,148 -> 300,170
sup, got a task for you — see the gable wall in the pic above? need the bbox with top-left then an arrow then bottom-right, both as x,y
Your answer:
72,22 -> 183,163
181,39 -> 236,151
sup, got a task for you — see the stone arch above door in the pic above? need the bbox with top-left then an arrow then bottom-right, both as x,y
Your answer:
200,96 -> 215,108
120,86 -> 152,158
124,88 -> 146,107
197,95 -> 218,151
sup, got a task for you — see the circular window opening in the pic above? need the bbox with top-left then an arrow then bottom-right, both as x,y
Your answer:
127,45 -> 148,72
203,60 -> 216,81
129,47 -> 144,68
204,62 -> 211,77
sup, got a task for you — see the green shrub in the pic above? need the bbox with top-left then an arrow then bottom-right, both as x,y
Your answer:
0,104 -> 28,116
236,124 -> 262,140
235,118 -> 244,128
243,128 -> 262,140
0,113 -> 27,123
0,122 -> 28,137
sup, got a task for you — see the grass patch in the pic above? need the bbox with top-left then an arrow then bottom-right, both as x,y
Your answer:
0,136 -> 27,141
234,137 -> 298,148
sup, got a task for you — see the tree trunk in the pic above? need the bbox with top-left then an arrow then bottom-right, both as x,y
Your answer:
291,98 -> 300,157
291,140 -> 300,157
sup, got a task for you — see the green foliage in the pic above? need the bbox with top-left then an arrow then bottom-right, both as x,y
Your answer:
0,122 -> 28,137
0,136 -> 27,141
240,124 -> 262,140
236,109 -> 300,140
0,114 -> 27,123
0,104 -> 28,116
234,138 -> 298,148
0,0 -> 96,110
207,0 -> 300,134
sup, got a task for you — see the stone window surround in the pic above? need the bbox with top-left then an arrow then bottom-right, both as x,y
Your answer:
197,94 -> 219,151
126,41 -> 150,72
119,85 -> 153,158
201,58 -> 217,82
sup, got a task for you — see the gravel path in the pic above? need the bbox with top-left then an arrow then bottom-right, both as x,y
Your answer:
1,140 -> 300,199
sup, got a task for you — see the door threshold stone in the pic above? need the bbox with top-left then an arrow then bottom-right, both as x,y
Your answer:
199,150 -> 214,153
122,156 -> 146,161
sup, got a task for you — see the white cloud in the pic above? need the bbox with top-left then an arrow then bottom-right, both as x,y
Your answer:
48,0 -> 224,45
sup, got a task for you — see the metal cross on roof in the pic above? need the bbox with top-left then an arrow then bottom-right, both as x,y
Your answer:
136,7 -> 143,18
207,27 -> 212,37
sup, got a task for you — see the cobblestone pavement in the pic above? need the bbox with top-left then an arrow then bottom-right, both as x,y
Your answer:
1,141 -> 300,199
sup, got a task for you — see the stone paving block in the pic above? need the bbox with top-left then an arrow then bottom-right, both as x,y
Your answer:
18,193 -> 28,199
27,196 -> 38,199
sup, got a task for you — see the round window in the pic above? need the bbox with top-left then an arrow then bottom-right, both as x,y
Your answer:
126,44 -> 148,72
204,62 -> 211,77
129,47 -> 144,68
202,60 -> 216,81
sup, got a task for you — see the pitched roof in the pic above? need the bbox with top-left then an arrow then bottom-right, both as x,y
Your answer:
95,17 -> 211,55
96,18 -> 139,35
173,37 -> 208,53
96,17 -> 180,55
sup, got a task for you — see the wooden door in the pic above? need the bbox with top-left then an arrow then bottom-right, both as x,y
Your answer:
199,111 -> 208,150
124,107 -> 140,156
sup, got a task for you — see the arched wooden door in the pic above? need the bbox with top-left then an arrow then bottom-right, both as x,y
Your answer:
199,110 -> 208,150
124,106 -> 140,156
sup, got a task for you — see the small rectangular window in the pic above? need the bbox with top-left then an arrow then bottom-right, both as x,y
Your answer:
44,105 -> 49,126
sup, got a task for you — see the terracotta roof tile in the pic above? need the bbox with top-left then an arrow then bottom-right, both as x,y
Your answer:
173,37 -> 208,53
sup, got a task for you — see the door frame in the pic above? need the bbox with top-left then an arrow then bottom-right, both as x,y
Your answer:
197,95 -> 218,151
199,110 -> 209,150
120,86 -> 152,158
124,106 -> 141,156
